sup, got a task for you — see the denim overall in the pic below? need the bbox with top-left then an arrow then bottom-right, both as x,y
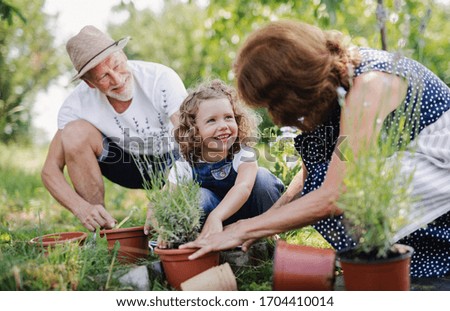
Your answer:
192,157 -> 284,225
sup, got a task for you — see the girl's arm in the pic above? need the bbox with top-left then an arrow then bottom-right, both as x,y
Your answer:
199,161 -> 258,238
182,71 -> 407,259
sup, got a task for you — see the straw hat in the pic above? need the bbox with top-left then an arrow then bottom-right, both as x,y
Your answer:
66,25 -> 130,81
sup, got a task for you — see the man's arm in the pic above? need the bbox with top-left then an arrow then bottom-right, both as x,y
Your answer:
41,130 -> 115,231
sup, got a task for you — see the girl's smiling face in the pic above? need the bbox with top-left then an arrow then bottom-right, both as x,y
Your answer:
195,98 -> 238,161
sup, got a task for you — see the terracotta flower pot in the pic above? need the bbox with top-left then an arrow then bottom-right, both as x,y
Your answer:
180,262 -> 237,291
100,226 -> 149,264
338,244 -> 414,291
154,247 -> 220,290
272,240 -> 336,291
29,231 -> 88,253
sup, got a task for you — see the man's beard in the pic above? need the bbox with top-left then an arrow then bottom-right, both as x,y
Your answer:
106,74 -> 134,101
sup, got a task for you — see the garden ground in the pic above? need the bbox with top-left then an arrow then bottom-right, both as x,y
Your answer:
0,143 -> 330,290
2,143 -> 447,290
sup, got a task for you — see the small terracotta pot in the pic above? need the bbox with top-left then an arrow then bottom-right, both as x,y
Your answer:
154,247 -> 220,290
29,232 -> 88,252
100,226 -> 149,264
338,244 -> 413,291
180,262 -> 237,291
272,240 -> 336,291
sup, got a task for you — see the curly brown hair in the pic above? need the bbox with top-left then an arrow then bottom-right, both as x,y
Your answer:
234,20 -> 361,132
175,79 -> 260,163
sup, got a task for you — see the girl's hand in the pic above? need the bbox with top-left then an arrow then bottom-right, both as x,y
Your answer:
144,202 -> 155,235
157,234 -> 168,249
145,203 -> 168,248
198,215 -> 223,239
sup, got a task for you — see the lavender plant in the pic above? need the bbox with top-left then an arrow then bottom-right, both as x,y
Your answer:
137,158 -> 203,248
336,104 -> 419,258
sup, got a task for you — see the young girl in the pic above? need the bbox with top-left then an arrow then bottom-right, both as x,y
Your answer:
169,79 -> 284,239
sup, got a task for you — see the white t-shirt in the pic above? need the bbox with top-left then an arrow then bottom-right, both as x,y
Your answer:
168,148 -> 257,184
58,61 -> 187,156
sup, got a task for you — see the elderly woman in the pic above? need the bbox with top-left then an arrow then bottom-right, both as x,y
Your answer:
182,20 -> 450,277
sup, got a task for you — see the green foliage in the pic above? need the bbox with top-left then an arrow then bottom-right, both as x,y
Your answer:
262,126 -> 302,185
336,102 -> 419,258
114,205 -> 146,229
0,143 -> 330,289
0,231 -> 132,290
202,0 -> 449,84
236,259 -> 273,291
280,226 -> 333,250
0,0 -> 26,25
336,151 -> 416,258
0,143 -> 148,290
0,0 -> 63,143
109,0 -> 207,88
256,127 -> 332,249
144,169 -> 203,247
107,0 -> 449,136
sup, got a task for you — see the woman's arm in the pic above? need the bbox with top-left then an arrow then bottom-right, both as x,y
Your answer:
182,71 -> 408,259
226,151 -> 345,244
232,71 -> 409,237
270,162 -> 307,210
182,158 -> 342,259
199,161 -> 258,238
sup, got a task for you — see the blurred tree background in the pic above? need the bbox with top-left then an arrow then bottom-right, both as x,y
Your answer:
0,0 -> 62,143
0,0 -> 449,143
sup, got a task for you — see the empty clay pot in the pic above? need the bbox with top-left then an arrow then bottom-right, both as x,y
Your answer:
338,244 -> 413,291
100,226 -> 149,264
180,262 -> 237,291
272,240 -> 336,291
29,231 -> 88,252
154,247 -> 220,290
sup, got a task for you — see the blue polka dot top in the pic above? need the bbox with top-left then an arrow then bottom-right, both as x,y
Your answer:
294,48 -> 450,277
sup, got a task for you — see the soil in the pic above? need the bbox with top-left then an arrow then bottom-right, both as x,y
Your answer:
338,244 -> 411,261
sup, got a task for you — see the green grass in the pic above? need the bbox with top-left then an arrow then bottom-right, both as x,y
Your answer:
0,142 -> 331,290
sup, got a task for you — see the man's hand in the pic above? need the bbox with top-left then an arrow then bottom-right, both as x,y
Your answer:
74,203 -> 116,232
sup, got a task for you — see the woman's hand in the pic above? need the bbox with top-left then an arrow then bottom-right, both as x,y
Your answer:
180,221 -> 246,260
198,214 -> 223,239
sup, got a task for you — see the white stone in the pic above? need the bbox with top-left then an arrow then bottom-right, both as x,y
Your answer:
119,265 -> 149,291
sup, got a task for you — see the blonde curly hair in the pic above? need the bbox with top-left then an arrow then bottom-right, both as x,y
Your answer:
175,79 -> 260,163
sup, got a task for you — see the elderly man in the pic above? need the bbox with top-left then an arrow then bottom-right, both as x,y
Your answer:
41,26 -> 187,231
